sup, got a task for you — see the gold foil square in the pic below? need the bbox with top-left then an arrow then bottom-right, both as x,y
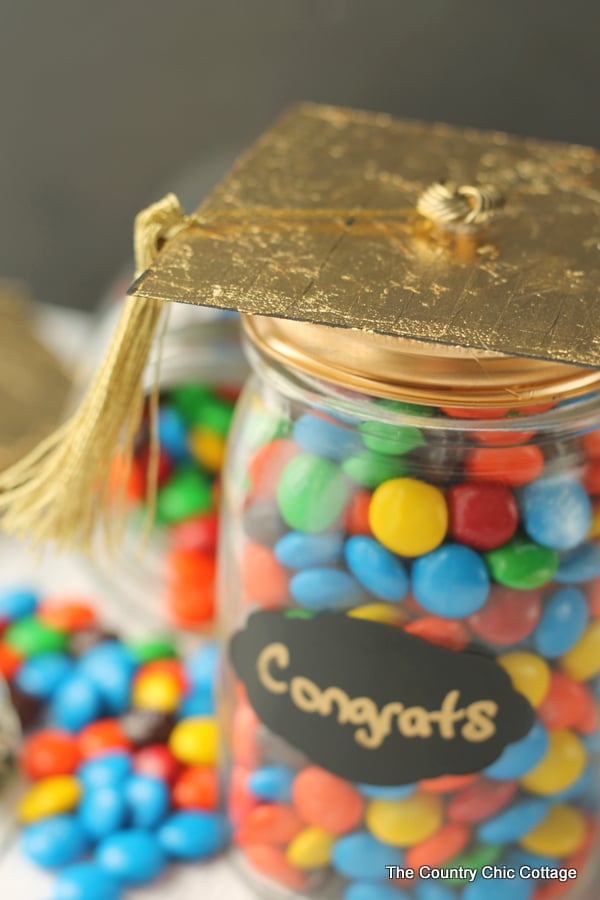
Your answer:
130,103 -> 600,368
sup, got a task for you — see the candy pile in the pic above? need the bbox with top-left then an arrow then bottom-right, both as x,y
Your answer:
0,587 -> 227,900
124,381 -> 237,627
228,401 -> 600,900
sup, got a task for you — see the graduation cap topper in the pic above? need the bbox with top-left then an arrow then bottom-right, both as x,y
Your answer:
0,102 -> 599,552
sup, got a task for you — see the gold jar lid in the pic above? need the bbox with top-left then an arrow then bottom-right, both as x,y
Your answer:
244,314 -> 600,407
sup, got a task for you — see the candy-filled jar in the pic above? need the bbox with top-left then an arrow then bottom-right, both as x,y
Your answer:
218,316 -> 600,900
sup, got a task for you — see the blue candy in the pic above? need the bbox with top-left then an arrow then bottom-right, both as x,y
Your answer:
247,765 -> 295,802
505,848 -> 559,871
555,542 -> 600,583
15,652 -> 73,699
332,831 -> 404,880
533,586 -> 588,657
582,729 -> 600,754
412,544 -> 490,618
357,783 -> 415,800
77,642 -> 137,716
22,814 -> 88,868
290,568 -> 365,610
275,531 -> 345,569
344,536 -> 409,602
415,885 -> 455,900
78,752 -> 132,789
551,765 -> 596,803
477,798 -> 549,843
0,586 -> 38,621
125,775 -> 170,829
52,863 -> 123,900
79,785 -> 128,841
96,830 -> 166,884
520,476 -> 591,550
463,878 -> 533,900
344,883 -> 408,900
158,407 -> 190,461
293,413 -> 362,461
485,721 -> 549,780
50,675 -> 103,732
184,642 -> 219,691
178,688 -> 214,718
158,811 -> 228,860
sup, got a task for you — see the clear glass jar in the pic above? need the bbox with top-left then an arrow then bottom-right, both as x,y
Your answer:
85,274 -> 247,634
218,321 -> 600,900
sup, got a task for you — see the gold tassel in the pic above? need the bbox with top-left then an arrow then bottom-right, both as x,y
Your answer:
0,193 -> 191,553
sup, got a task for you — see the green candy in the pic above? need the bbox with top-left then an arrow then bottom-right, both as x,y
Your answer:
444,844 -> 502,885
130,637 -> 178,663
485,535 -> 559,590
156,467 -> 213,524
169,383 -> 213,423
5,617 -> 68,657
378,398 -> 435,417
277,453 -> 349,533
342,450 -> 409,488
359,421 -> 425,456
192,396 -> 235,435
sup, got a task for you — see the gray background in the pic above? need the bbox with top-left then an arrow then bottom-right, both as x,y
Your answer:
0,0 -> 598,310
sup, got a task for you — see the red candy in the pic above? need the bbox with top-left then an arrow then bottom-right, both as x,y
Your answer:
38,599 -> 97,632
292,766 -> 365,835
171,513 -> 219,553
465,446 -> 545,486
419,773 -> 478,794
78,719 -> 131,758
404,617 -> 469,651
468,585 -> 542,645
583,430 -> 600,460
447,778 -> 518,824
228,765 -> 258,826
172,765 -> 219,810
0,642 -> 22,678
447,482 -> 519,550
21,730 -> 81,780
584,461 -> 600,496
405,821 -> 470,869
345,490 -> 373,536
134,744 -> 180,783
241,542 -> 289,610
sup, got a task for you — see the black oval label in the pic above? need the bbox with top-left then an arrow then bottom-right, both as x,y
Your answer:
229,610 -> 534,785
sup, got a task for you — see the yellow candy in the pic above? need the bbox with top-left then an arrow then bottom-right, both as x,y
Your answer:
366,794 -> 443,847
369,478 -> 447,557
286,826 -> 335,869
132,671 -> 181,713
561,620 -> 600,681
520,804 -> 586,858
169,717 -> 219,766
348,603 -> 404,625
189,427 -> 226,473
588,502 -> 600,539
497,651 -> 550,708
521,729 -> 586,796
18,775 -> 81,824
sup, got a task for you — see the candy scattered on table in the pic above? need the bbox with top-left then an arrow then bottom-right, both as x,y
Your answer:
0,586 -> 226,898
226,397 -> 600,898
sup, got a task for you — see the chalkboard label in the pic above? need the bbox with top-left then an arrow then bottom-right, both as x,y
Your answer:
230,610 -> 535,785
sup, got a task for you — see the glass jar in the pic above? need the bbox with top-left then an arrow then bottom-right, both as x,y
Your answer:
85,274 -> 247,634
218,317 -> 600,900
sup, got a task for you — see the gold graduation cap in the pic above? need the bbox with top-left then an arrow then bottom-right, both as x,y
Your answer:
1,102 -> 599,550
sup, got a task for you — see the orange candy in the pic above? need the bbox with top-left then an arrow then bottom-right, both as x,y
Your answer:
78,719 -> 131,759
232,704 -> 261,768
404,617 -> 469,651
0,642 -> 22,678
588,578 -> 600,617
169,582 -> 215,626
419,773 -> 478,794
465,446 -> 544,486
345,490 -> 373,536
169,548 -> 216,583
228,766 -> 258,826
38,599 -> 97,632
247,439 -> 299,499
172,766 -> 219,810
583,429 -> 600,460
584,462 -> 600,496
135,659 -> 188,692
292,766 -> 364,835
235,803 -> 304,845
244,843 -> 308,892
241,542 -> 289,609
21,730 -> 81,780
405,821 -> 470,869
537,671 -> 592,731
